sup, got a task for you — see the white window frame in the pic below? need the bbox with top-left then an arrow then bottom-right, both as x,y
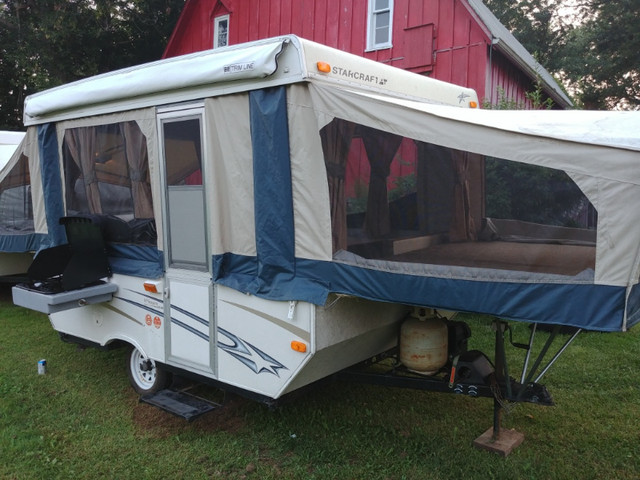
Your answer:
367,0 -> 393,51
213,14 -> 230,49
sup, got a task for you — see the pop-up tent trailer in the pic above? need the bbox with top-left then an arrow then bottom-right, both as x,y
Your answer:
0,130 -> 38,277
10,36 -> 640,436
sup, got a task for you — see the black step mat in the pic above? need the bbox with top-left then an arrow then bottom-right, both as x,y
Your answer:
140,389 -> 219,421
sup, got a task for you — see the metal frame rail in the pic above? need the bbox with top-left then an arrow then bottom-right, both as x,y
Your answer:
338,319 -> 582,441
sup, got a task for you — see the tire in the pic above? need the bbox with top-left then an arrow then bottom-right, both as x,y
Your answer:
126,346 -> 171,395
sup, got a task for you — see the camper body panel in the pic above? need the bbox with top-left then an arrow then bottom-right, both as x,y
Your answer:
215,285 -> 314,398
0,252 -> 33,276
48,274 -> 166,359
281,295 -> 411,395
48,273 -> 409,399
164,270 -> 215,375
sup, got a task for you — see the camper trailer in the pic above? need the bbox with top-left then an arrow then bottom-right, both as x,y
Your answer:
11,36 -> 640,424
0,131 -> 37,278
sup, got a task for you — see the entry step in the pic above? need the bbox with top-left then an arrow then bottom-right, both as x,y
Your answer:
139,389 -> 220,421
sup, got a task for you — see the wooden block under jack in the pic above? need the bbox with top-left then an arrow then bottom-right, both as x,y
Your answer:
473,428 -> 525,456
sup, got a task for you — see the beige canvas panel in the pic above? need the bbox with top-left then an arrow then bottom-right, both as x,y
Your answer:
287,84 -> 332,261
595,179 -> 640,285
205,95 -> 256,256
25,129 -> 47,235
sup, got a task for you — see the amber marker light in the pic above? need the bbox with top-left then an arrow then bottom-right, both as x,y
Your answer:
291,341 -> 307,353
316,61 -> 331,73
143,282 -> 159,293
469,100 -> 478,108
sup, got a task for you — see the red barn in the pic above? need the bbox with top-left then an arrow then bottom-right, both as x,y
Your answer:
163,0 -> 571,109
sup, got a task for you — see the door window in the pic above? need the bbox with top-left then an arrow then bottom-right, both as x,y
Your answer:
162,115 -> 208,269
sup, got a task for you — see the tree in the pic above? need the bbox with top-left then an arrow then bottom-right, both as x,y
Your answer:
558,0 -> 640,109
484,0 -> 640,110
0,0 -> 184,130
483,0 -> 569,72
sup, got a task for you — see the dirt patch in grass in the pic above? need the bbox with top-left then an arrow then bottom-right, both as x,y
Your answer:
192,394 -> 249,434
132,391 -> 250,439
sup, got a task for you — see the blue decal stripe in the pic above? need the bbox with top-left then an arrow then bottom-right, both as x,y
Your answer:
0,233 -> 47,253
171,317 -> 209,341
170,303 -> 209,327
113,296 -> 164,318
217,326 -> 287,376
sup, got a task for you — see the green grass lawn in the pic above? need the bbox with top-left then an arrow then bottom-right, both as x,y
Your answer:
1,290 -> 638,480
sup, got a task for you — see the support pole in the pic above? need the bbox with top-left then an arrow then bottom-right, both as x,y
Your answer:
492,321 -> 506,440
521,323 -> 537,384
473,320 -> 524,456
492,397 -> 502,441
534,328 -> 582,383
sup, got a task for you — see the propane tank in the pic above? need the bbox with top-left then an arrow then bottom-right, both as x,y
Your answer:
399,308 -> 448,375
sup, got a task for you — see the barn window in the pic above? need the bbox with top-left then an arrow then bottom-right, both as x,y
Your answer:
214,14 -> 229,49
367,0 -> 393,50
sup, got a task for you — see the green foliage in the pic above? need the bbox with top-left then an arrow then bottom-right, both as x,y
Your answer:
485,0 -> 640,110
483,79 -> 554,111
482,86 -> 526,110
524,77 -> 555,110
485,158 -> 589,227
484,0 -> 568,72
0,0 -> 184,130
557,0 -> 640,109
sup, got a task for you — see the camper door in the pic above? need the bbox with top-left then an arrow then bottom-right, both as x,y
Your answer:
158,106 -> 215,375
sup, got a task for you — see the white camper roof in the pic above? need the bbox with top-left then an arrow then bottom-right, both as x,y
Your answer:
23,35 -> 479,125
376,94 -> 639,152
0,131 -> 26,171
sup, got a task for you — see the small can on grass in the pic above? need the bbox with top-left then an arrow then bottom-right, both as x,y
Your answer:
37,359 -> 47,375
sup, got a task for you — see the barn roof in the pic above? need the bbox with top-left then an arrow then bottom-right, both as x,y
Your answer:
467,0 -> 572,108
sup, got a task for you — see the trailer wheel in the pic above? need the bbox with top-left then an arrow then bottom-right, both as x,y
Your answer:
127,346 -> 170,395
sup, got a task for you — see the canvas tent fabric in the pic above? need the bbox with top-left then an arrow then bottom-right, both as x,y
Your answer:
304,85 -> 640,288
0,130 -> 48,252
205,83 -> 640,332
21,81 -> 640,333
16,36 -> 640,333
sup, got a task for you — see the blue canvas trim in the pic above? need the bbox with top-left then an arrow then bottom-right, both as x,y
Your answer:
37,124 -> 66,248
106,243 -> 164,278
212,252 -> 626,332
0,233 -> 47,252
249,87 -> 295,291
625,283 -> 640,329
212,253 -> 329,304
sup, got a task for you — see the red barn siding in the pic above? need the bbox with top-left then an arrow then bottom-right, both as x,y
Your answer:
468,43 -> 488,101
163,0 -> 550,108
488,50 -> 540,108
